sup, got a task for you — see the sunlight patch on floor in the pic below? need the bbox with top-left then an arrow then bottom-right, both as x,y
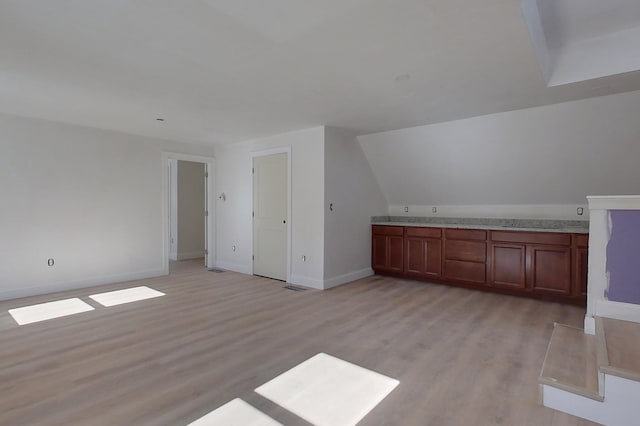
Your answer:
187,398 -> 282,426
255,352 -> 399,426
9,298 -> 94,325
88,286 -> 165,307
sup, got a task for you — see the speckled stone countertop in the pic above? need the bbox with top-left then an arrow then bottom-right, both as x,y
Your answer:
371,216 -> 589,234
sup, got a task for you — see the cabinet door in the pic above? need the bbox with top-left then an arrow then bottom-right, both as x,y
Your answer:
574,247 -> 588,297
527,245 -> 572,295
490,243 -> 526,289
388,235 -> 404,273
372,234 -> 389,271
405,237 -> 441,278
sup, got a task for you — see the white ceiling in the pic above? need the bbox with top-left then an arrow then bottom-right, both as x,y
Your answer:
2,0 -> 640,144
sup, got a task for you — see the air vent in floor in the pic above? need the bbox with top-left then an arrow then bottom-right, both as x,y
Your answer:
284,285 -> 307,292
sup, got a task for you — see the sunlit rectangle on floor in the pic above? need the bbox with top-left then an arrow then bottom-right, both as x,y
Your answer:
9,298 -> 95,325
255,352 -> 399,426
88,286 -> 165,307
187,398 -> 282,426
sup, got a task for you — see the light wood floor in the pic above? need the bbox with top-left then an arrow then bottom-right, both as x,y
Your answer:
0,260 -> 598,426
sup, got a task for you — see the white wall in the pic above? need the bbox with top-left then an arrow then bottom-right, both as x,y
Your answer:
214,127 -> 325,288
324,127 -> 387,287
0,113 -> 214,301
176,160 -> 205,260
358,90 -> 640,219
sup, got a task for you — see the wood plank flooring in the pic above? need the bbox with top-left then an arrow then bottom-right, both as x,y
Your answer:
0,260 -> 598,425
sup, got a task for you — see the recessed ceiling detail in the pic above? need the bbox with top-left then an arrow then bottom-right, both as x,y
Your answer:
520,0 -> 640,86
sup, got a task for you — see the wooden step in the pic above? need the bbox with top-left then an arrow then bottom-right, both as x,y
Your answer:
597,317 -> 640,382
539,323 -> 603,401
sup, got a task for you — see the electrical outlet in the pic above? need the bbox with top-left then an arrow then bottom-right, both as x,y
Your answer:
432,207 -> 437,213
577,207 -> 584,216
404,206 -> 409,213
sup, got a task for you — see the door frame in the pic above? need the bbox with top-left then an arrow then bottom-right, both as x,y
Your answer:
250,146 -> 292,283
161,152 -> 216,274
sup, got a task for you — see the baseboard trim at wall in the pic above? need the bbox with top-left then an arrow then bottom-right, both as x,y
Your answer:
177,251 -> 205,261
290,275 -> 324,290
596,300 -> 640,324
214,261 -> 252,275
0,268 -> 166,302
323,268 -> 374,290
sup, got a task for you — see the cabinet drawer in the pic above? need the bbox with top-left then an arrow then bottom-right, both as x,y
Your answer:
574,234 -> 589,247
490,231 -> 571,246
444,260 -> 486,284
444,228 -> 486,241
445,240 -> 486,262
405,227 -> 442,238
372,225 -> 404,236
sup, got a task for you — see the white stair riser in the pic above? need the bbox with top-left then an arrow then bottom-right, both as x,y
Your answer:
543,374 -> 640,426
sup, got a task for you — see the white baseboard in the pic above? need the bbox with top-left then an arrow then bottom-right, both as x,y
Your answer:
0,268 -> 166,302
177,251 -> 205,261
214,260 -> 252,275
323,268 -> 374,290
290,274 -> 324,290
584,315 -> 596,335
596,300 -> 640,324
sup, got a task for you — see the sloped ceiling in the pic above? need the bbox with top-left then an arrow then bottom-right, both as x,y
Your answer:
2,0 -> 640,144
521,0 -> 640,86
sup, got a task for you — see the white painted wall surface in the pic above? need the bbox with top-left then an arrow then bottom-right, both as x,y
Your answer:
214,127 -> 325,288
176,160 -> 205,260
323,127 -> 387,288
358,90 -> 640,218
0,113 -> 214,301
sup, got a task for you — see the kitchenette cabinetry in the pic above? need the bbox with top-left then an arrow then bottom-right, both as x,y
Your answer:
371,225 -> 404,274
489,231 -> 572,296
404,227 -> 442,279
372,224 -> 587,304
443,229 -> 486,284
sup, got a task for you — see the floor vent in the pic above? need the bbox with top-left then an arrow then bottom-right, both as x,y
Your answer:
284,285 -> 307,292
208,268 -> 226,273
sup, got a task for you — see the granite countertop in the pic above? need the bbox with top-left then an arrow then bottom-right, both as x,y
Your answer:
371,216 -> 589,234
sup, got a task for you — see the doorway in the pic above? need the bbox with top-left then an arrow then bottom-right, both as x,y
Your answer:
162,153 -> 215,275
169,160 -> 207,268
252,150 -> 290,281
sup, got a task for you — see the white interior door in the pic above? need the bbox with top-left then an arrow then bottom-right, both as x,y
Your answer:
253,153 -> 287,281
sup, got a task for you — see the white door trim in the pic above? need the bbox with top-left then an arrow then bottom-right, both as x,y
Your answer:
251,146 -> 292,283
161,152 -> 216,274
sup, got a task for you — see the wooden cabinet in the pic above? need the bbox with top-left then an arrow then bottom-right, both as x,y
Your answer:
372,225 -> 587,305
405,227 -> 442,279
573,234 -> 589,297
490,231 -> 572,295
372,226 -> 404,273
444,229 -> 486,284
528,245 -> 572,295
489,243 -> 526,289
